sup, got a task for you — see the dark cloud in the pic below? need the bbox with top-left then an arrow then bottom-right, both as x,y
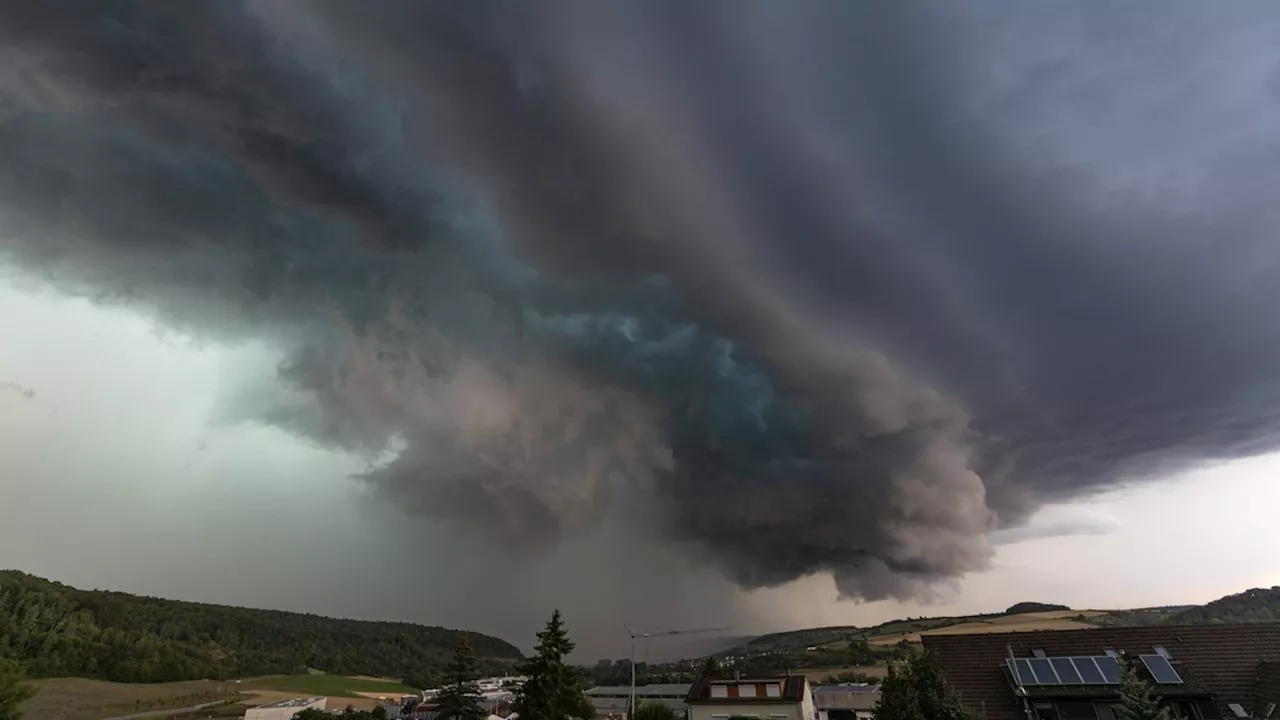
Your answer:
2,0 -> 1280,612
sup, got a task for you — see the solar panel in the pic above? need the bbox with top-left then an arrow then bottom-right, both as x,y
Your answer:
1028,658 -> 1060,684
1095,655 -> 1120,683
1140,654 -> 1183,684
1071,657 -> 1106,685
1011,659 -> 1039,686
1050,657 -> 1083,684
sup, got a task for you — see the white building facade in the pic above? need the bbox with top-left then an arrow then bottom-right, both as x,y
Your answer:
685,676 -> 815,720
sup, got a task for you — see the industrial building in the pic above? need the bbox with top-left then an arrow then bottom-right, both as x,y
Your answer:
812,683 -> 881,720
584,683 -> 692,719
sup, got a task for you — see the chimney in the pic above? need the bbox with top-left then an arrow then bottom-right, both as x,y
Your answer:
735,670 -> 741,681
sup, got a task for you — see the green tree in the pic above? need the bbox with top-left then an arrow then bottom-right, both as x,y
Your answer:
435,637 -> 484,720
700,656 -> 722,678
873,653 -> 973,720
515,610 -> 594,720
633,703 -> 677,720
1115,656 -> 1171,720
0,658 -> 35,720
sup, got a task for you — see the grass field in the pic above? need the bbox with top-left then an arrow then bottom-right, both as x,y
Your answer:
166,702 -> 253,720
871,610 -> 1107,645
241,674 -> 418,698
18,678 -> 243,720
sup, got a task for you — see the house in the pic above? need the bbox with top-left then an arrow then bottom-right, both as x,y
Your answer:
584,684 -> 692,719
245,697 -> 326,720
812,683 -> 881,720
922,622 -> 1280,720
684,674 -> 814,720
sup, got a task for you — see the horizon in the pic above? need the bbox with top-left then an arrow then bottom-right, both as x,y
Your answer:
0,563 -> 1265,662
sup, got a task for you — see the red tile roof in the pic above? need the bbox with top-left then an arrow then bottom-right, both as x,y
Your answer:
922,623 -> 1280,720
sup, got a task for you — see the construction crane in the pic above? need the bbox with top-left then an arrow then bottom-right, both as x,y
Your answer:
623,625 -> 728,718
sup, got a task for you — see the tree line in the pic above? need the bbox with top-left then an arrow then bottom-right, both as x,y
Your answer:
0,571 -> 520,688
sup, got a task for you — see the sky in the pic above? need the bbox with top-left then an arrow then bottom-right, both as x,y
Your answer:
4,1 -> 1280,661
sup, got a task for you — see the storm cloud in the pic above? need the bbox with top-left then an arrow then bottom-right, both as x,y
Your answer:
3,0 -> 1280,603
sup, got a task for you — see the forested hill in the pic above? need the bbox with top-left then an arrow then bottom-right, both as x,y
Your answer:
0,571 -> 521,688
1164,587 -> 1280,625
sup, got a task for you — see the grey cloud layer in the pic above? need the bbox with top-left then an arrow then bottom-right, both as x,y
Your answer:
2,1 -> 1279,601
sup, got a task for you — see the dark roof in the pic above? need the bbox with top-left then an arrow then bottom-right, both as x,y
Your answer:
1254,661 -> 1280,717
685,676 -> 807,704
922,623 -> 1280,720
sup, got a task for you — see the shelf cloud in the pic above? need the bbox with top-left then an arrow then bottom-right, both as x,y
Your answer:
3,0 -> 1280,606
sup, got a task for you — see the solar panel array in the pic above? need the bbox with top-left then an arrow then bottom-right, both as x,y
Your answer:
1008,656 -> 1120,685
1008,654 -> 1185,686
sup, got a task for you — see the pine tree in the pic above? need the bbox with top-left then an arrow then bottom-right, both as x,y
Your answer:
1115,656 -> 1171,720
873,653 -> 974,720
435,637 -> 485,720
700,656 -> 722,678
515,610 -> 594,720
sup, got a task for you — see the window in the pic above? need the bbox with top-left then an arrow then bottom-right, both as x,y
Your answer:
711,685 -> 728,698
711,715 -> 729,720
765,684 -> 781,698
1094,704 -> 1116,720
769,715 -> 787,720
738,684 -> 757,698
1056,701 -> 1099,720
1033,702 -> 1059,720
1104,648 -> 1119,658
1228,705 -> 1249,719
1171,701 -> 1202,720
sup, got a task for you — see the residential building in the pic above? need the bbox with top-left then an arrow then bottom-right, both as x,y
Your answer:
245,697 -> 326,720
584,683 -> 692,719
923,622 -> 1280,720
684,674 -> 814,720
812,683 -> 880,720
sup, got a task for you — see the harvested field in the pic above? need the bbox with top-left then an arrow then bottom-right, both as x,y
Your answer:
17,678 -> 241,720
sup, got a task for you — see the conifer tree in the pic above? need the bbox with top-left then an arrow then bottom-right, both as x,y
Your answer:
1116,656 -> 1171,720
515,610 -> 594,720
436,637 -> 485,720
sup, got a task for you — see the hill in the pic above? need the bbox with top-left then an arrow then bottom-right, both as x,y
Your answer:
726,588 -> 1280,664
1004,602 -> 1070,615
0,570 -> 521,688
1163,587 -> 1280,625
732,602 -> 1083,655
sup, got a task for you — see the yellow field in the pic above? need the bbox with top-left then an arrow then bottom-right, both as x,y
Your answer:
18,678 -> 242,720
870,610 -> 1107,645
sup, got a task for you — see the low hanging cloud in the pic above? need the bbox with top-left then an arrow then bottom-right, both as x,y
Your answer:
0,382 -> 36,400
2,0 -> 1280,604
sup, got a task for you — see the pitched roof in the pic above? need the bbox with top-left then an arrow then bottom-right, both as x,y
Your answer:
685,675 -> 807,704
922,622 -> 1280,720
